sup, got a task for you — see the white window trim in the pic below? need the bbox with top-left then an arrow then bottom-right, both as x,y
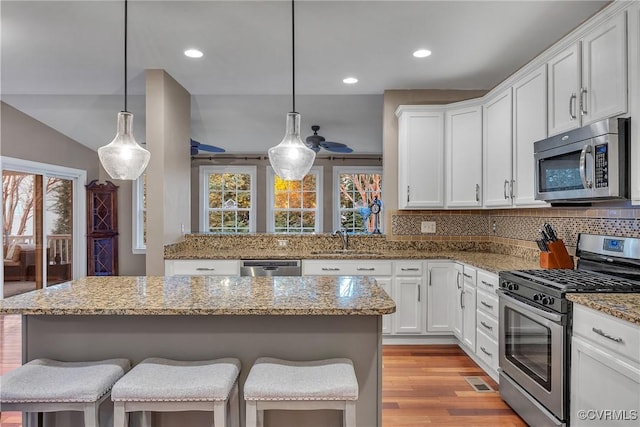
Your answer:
332,166 -> 383,232
199,165 -> 257,233
266,166 -> 323,233
0,156 -> 87,296
132,174 -> 146,254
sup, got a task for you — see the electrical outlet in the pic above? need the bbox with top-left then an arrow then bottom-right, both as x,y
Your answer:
277,239 -> 288,248
421,221 -> 436,234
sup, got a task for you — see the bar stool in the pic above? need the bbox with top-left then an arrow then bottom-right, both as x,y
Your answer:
111,357 -> 240,427
0,358 -> 130,427
244,357 -> 359,427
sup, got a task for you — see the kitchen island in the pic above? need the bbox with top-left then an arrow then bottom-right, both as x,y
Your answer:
0,275 -> 395,427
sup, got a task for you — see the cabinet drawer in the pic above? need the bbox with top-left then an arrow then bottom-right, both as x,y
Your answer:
165,260 -> 240,276
394,261 -> 424,276
477,309 -> 498,341
302,260 -> 392,276
477,270 -> 498,294
477,288 -> 499,318
477,330 -> 499,372
573,304 -> 640,363
462,265 -> 477,286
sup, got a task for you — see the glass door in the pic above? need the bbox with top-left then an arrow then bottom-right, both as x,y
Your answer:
46,177 -> 73,285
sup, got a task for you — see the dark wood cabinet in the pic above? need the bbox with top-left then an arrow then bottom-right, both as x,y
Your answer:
86,180 -> 118,276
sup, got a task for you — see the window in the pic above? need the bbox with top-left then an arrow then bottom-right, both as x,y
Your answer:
267,166 -> 322,233
333,166 -> 383,233
199,166 -> 257,233
132,174 -> 146,253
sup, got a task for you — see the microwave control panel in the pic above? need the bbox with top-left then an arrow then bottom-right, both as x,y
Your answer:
594,144 -> 608,188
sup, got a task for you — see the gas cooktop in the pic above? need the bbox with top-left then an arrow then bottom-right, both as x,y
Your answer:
502,269 -> 640,293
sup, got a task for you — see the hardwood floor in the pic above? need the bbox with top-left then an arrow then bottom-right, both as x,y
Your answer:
0,315 -> 526,426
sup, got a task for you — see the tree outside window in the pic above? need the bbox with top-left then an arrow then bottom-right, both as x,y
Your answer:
268,167 -> 322,233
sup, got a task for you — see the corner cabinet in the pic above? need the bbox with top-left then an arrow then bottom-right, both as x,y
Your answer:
86,180 -> 118,276
396,106 -> 445,209
483,88 -> 513,208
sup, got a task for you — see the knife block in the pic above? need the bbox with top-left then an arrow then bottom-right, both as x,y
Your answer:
539,239 -> 574,269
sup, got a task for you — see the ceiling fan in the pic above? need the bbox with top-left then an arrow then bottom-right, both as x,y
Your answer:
305,125 -> 353,153
190,139 -> 225,155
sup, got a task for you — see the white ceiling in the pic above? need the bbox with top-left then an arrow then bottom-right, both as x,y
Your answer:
1,0 -> 609,154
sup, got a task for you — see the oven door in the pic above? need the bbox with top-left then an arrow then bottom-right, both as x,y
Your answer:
498,291 -> 567,421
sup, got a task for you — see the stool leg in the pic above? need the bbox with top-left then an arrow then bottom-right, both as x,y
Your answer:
245,400 -> 257,427
344,401 -> 356,427
213,400 -> 226,427
113,402 -> 128,427
83,402 -> 100,427
141,411 -> 152,427
229,383 -> 239,427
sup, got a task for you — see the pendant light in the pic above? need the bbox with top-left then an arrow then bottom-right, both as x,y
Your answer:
268,0 -> 316,181
98,0 -> 150,180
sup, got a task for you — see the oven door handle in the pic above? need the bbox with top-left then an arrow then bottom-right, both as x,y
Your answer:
579,144 -> 593,189
498,290 -> 564,324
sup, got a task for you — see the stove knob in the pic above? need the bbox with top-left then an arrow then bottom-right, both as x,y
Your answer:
533,293 -> 541,301
541,296 -> 555,305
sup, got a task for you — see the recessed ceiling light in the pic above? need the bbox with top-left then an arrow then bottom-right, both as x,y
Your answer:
343,77 -> 358,84
413,49 -> 432,58
184,49 -> 203,58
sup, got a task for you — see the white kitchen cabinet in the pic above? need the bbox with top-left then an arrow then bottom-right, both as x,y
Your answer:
512,65 -> 549,207
571,304 -> 640,426
445,103 -> 483,208
452,263 -> 464,340
302,260 -> 393,276
396,106 -> 445,209
483,88 -> 513,208
548,12 -> 627,136
393,261 -> 426,334
461,270 -> 477,351
630,3 -> 640,205
164,259 -> 240,276
426,261 -> 454,332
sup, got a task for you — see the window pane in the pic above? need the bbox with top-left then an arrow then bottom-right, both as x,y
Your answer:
289,192 -> 301,209
303,175 -> 316,190
237,174 -> 251,191
237,191 -> 251,209
223,174 -> 237,189
209,192 -> 222,209
209,211 -> 222,230
274,212 -> 288,229
238,211 -> 250,228
271,169 -> 319,233
337,171 -> 383,234
209,174 -> 223,191
302,212 -> 315,228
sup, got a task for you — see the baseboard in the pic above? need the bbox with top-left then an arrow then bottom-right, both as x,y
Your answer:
382,335 -> 458,345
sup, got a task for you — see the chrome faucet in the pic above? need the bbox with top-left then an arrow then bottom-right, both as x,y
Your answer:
333,228 -> 349,251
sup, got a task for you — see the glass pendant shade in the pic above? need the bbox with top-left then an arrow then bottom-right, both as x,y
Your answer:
268,112 -> 316,181
98,111 -> 150,180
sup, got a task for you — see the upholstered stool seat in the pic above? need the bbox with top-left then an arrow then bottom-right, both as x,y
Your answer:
0,358 -> 130,427
111,357 -> 240,427
244,357 -> 359,427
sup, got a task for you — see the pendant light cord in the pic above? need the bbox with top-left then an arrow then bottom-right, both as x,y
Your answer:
291,0 -> 295,113
124,0 -> 128,112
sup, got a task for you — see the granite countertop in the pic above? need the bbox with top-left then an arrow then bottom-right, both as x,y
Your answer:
0,275 -> 396,316
567,294 -> 640,326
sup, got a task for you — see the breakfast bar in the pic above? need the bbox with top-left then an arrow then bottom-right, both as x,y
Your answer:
0,275 -> 395,427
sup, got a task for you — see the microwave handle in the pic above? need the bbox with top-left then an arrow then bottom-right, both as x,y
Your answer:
579,145 -> 593,189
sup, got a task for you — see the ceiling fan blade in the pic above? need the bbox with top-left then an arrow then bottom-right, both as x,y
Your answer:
197,144 -> 226,153
320,141 -> 348,149
190,146 -> 198,156
324,145 -> 353,153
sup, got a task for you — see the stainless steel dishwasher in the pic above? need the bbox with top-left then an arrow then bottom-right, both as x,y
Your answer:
240,260 -> 302,276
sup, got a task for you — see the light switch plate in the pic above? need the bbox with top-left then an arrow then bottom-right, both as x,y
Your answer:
421,221 -> 436,233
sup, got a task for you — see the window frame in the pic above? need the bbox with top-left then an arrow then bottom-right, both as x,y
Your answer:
132,174 -> 146,253
199,165 -> 257,233
332,166 -> 383,233
266,166 -> 323,233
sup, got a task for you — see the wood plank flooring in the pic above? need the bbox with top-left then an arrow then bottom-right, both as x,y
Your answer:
1,315 -> 526,426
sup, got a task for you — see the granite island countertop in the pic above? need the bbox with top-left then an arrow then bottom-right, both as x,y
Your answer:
0,275 -> 396,316
567,293 -> 640,326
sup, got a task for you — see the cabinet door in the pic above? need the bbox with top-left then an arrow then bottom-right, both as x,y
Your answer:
397,109 -> 445,208
452,264 -> 464,340
376,277 -> 393,335
547,43 -> 581,135
581,12 -> 627,125
426,262 -> 453,332
446,105 -> 483,207
512,65 -> 549,207
462,284 -> 476,351
393,276 -> 425,334
571,336 -> 640,427
483,89 -> 513,207
630,4 -> 640,205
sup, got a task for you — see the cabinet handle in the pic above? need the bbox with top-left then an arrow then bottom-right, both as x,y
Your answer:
463,273 -> 472,279
580,87 -> 587,116
418,284 -> 421,302
481,280 -> 494,288
480,321 -> 493,331
460,290 -> 465,309
401,268 -> 420,271
569,93 -> 577,120
475,184 -> 480,202
428,269 -> 432,286
579,145 -> 593,189
481,301 -> 494,310
480,346 -> 493,357
456,271 -> 461,289
510,179 -> 515,199
196,267 -> 216,271
357,267 -> 375,271
322,267 -> 340,271
407,185 -> 410,203
503,180 -> 509,199
592,327 -> 623,343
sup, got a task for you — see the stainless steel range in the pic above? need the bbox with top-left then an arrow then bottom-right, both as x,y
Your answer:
498,233 -> 640,427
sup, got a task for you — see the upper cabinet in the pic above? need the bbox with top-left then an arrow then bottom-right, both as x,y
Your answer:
548,12 -> 627,136
396,106 -> 445,209
483,88 -> 513,208
446,104 -> 483,208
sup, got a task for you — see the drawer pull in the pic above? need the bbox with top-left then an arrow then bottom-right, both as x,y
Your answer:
481,301 -> 494,310
480,346 -> 493,357
357,267 -> 375,271
463,273 -> 473,279
321,267 -> 340,271
592,327 -> 623,343
481,280 -> 494,287
196,267 -> 216,271
401,267 -> 420,271
480,321 -> 493,331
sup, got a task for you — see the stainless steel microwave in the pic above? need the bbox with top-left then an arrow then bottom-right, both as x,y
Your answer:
534,117 -> 629,203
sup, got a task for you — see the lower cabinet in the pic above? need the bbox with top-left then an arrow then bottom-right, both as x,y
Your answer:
393,261 -> 425,334
426,261 -> 455,332
164,259 -> 241,276
460,264 -> 477,351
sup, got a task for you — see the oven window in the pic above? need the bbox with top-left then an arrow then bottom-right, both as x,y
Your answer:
504,306 -> 552,390
538,151 -> 583,192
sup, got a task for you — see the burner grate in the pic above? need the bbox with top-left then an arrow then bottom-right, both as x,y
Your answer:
512,269 -> 640,292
